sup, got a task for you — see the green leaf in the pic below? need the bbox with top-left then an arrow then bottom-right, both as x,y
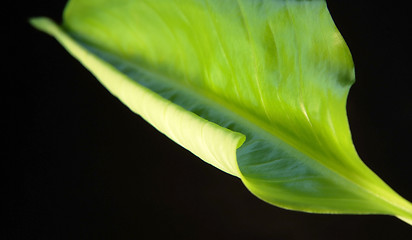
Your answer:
30,0 -> 412,225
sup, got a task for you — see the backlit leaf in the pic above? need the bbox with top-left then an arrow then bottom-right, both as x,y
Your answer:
30,0 -> 412,225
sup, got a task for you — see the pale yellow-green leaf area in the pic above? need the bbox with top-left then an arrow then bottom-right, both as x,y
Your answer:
31,17 -> 245,177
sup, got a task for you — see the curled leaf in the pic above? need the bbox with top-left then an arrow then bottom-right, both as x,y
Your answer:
30,0 -> 412,225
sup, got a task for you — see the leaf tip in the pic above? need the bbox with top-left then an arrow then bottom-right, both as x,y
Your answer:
29,17 -> 59,35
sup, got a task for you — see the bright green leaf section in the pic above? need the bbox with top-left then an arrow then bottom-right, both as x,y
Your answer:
31,0 -> 412,225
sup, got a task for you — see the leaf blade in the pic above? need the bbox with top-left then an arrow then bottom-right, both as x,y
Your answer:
31,0 -> 412,224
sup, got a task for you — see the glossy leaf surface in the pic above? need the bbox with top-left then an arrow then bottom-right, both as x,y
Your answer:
31,0 -> 412,225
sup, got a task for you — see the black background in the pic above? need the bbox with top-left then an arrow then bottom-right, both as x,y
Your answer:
6,1 -> 412,239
